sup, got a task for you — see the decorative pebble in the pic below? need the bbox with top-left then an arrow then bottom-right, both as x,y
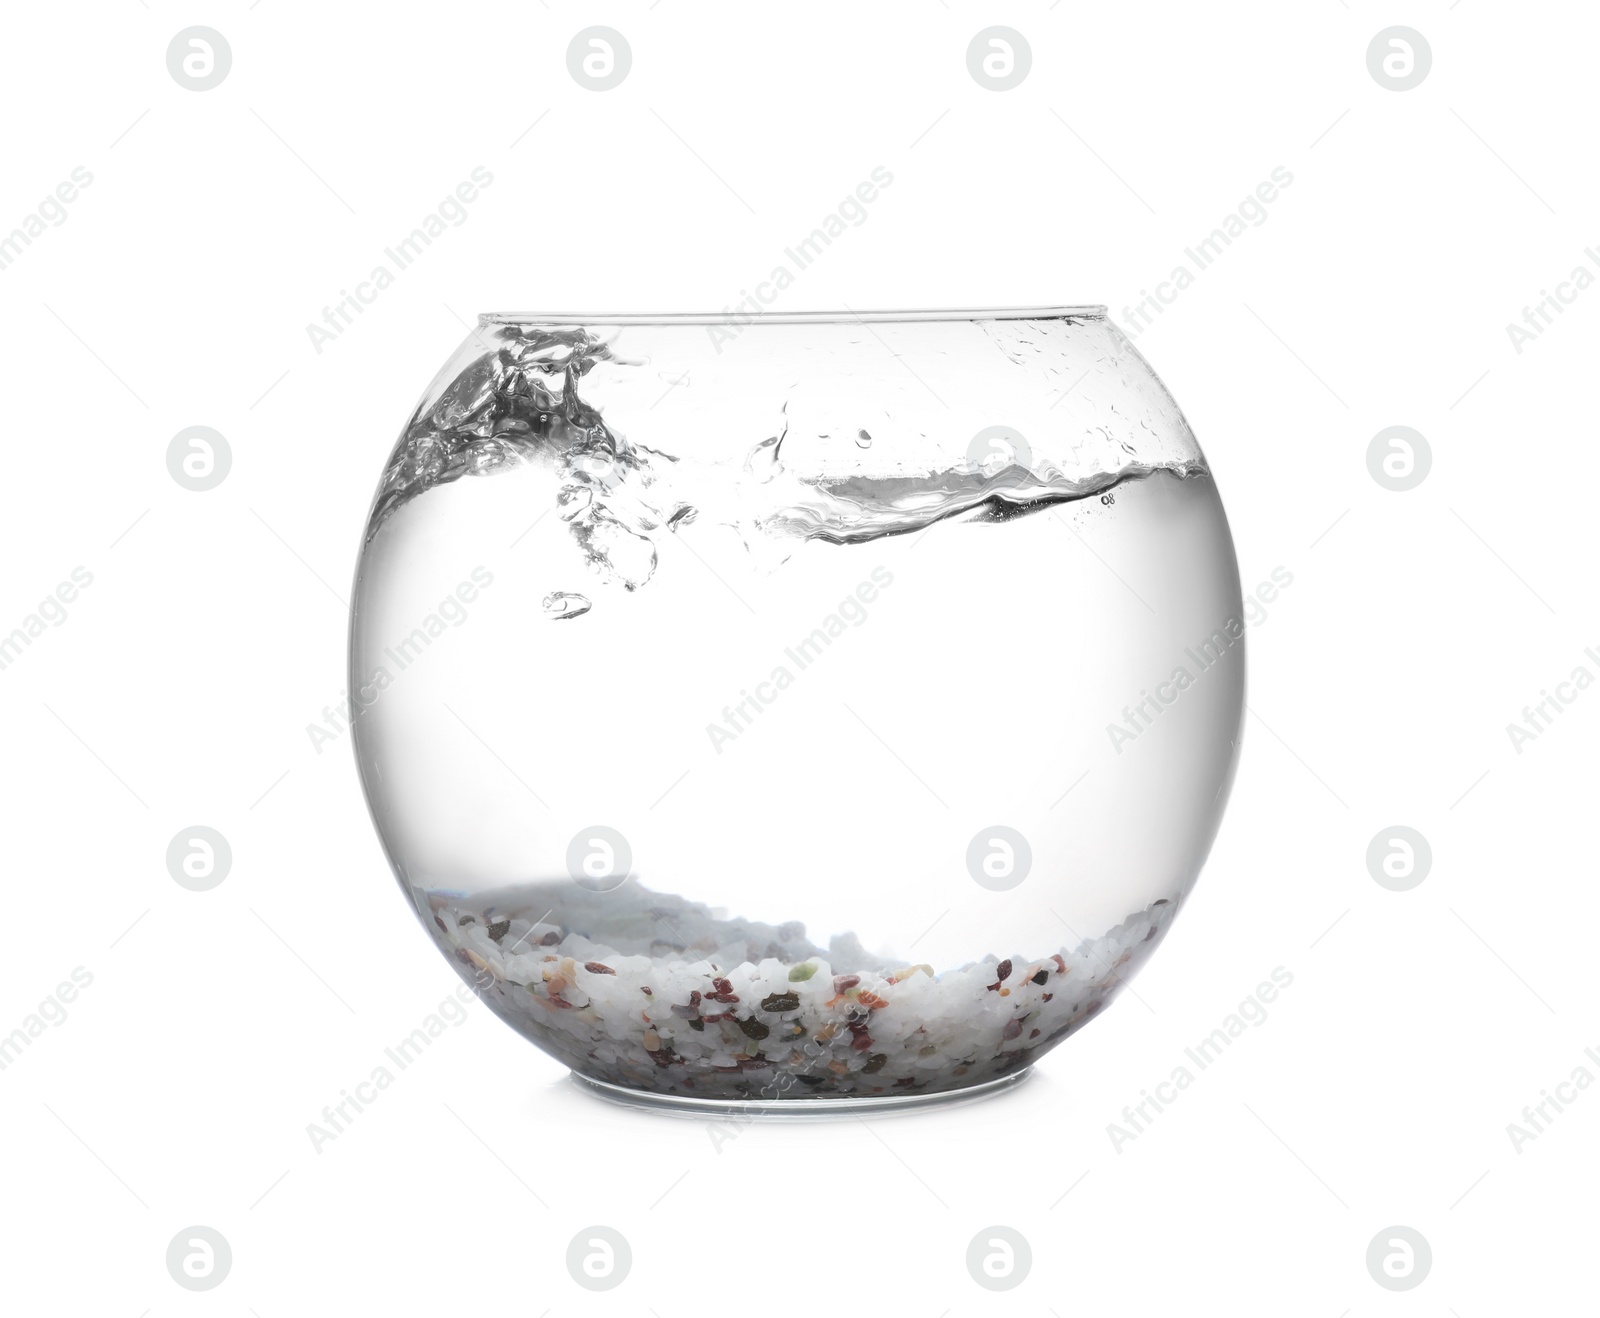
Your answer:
422,888 -> 1174,1100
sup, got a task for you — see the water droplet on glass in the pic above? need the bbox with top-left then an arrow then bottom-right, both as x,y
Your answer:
542,592 -> 592,620
667,505 -> 698,531
856,429 -> 873,449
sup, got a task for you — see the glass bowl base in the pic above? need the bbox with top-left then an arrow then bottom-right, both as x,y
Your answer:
569,1065 -> 1033,1118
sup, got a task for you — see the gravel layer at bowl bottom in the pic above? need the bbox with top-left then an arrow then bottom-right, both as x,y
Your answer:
419,886 -> 1179,1102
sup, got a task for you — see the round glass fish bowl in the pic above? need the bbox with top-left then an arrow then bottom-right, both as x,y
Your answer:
350,307 -> 1245,1111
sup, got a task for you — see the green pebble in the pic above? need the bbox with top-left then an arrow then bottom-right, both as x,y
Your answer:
788,961 -> 818,982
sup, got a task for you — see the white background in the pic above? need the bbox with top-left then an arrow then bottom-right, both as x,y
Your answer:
2,2 -> 1596,1312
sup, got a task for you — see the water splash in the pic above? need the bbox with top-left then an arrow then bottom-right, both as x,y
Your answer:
365,324 -> 1207,587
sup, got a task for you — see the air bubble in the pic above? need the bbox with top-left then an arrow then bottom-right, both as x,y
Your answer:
542,592 -> 592,620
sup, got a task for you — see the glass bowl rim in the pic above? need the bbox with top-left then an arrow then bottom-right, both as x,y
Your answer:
477,305 -> 1108,326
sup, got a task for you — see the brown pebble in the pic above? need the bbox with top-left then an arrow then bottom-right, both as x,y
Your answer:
1031,969 -> 1049,986
1002,1019 -> 1022,1040
832,974 -> 860,994
584,961 -> 616,975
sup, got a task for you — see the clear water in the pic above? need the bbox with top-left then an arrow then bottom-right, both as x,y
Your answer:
350,318 -> 1245,1101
